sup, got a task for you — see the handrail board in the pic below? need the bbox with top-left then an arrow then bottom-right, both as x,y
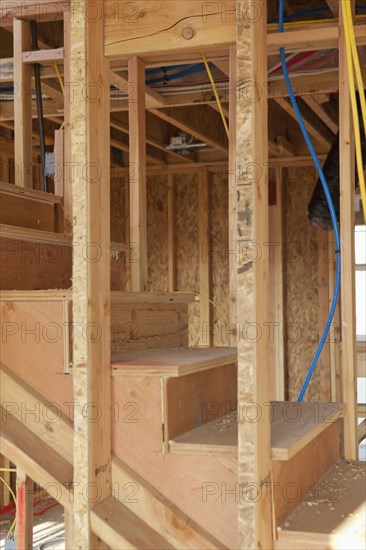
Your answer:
275,460 -> 366,549
91,496 -> 174,550
169,402 -> 344,460
112,347 -> 237,377
0,181 -> 62,204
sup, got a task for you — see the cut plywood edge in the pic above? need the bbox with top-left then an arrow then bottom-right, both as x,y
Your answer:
168,402 -> 344,459
0,410 -> 73,511
110,291 -> 195,303
112,347 -> 237,377
111,458 -> 226,549
275,460 -> 366,550
90,497 -> 174,550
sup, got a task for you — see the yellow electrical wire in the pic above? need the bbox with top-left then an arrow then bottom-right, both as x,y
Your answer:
344,1 -> 366,131
0,475 -> 17,540
341,1 -> 366,222
201,53 -> 229,140
173,290 -> 231,327
267,13 -> 366,31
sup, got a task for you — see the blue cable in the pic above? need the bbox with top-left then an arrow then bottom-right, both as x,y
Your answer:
279,0 -> 341,402
146,63 -> 205,85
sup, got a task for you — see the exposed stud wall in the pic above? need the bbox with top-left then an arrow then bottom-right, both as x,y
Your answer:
147,175 -> 169,292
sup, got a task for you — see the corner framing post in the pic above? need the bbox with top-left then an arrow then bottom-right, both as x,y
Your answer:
237,1 -> 272,548
13,19 -> 33,188
228,45 -> 237,346
339,0 -> 358,458
70,1 -> 111,547
129,56 -> 148,292
63,10 -> 72,235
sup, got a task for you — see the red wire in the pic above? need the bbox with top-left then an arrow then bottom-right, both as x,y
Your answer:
273,50 -> 317,73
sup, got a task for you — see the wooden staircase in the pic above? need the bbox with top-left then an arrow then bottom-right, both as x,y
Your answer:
1,284 -> 365,549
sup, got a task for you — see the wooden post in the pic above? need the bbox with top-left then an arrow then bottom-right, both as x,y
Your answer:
13,19 -> 33,188
198,168 -> 212,346
167,173 -> 177,292
339,0 -> 358,458
54,129 -> 64,198
64,508 -> 74,550
70,1 -> 111,547
318,230 -> 331,401
237,1 -> 272,548
16,467 -> 33,550
0,455 -> 11,506
63,10 -> 72,235
228,45 -> 237,346
329,232 -> 341,402
125,178 -> 131,291
129,56 -> 147,291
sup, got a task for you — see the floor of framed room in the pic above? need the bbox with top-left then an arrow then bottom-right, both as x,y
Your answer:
0,0 -> 366,549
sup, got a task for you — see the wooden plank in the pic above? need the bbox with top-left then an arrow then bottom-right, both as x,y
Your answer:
276,460 -> 366,549
0,300 -> 73,415
167,174 -> 176,292
339,2 -> 358,459
0,224 -> 71,244
272,421 -> 341,528
110,290 -> 194,303
112,347 -> 236,377
358,418 -> 366,443
22,47 -> 64,64
13,19 -> 33,187
0,412 -> 73,511
0,192 -> 54,231
0,1 -> 69,24
91,497 -> 174,550
110,302 -> 188,354
129,56 -> 147,291
236,1 -> 272,548
169,412 -> 237,455
302,96 -> 338,134
198,169 -> 211,346
63,11 -> 72,235
64,509 -> 74,550
0,455 -> 11,506
318,230 -> 331,401
104,1 -> 236,58
329,232 -> 341,402
54,129 -> 64,198
0,182 -> 62,204
15,467 -> 33,550
228,45 -> 237,347
70,2 -> 111,545
164,363 -> 237,443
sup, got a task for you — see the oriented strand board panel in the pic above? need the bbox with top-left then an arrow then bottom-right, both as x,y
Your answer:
0,300 -> 73,418
0,192 -> 55,231
111,376 -> 239,549
104,1 -> 236,58
283,167 -> 322,401
147,175 -> 168,292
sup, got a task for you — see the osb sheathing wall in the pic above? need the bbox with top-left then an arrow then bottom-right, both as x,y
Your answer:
283,166 -> 328,402
111,169 -> 229,347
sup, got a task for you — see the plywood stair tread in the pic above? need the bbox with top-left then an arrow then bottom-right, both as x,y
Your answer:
91,496 -> 174,550
112,347 -> 237,377
275,460 -> 366,550
0,181 -> 62,204
0,223 -> 72,244
169,402 -> 344,459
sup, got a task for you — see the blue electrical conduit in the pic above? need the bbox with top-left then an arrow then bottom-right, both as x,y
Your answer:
278,0 -> 342,402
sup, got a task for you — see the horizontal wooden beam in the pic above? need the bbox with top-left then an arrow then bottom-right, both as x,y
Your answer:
23,47 -> 64,64
0,1 -> 69,24
302,95 -> 338,134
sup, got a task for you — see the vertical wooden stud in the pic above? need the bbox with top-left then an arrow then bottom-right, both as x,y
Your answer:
228,45 -> 237,346
167,173 -> 177,292
198,168 -> 212,346
16,467 -> 33,550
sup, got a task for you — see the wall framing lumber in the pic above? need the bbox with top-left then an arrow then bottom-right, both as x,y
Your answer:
13,18 -> 33,188
236,1 -> 272,548
70,1 -> 111,547
339,1 -> 358,459
198,168 -> 211,346
15,467 -> 33,550
167,173 -> 176,292
129,56 -> 148,292
63,11 -> 72,235
228,45 -> 237,346
317,230 -> 331,401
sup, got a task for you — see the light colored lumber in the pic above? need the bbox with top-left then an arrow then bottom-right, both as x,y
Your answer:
318,230 -> 331,401
0,1 -> 69,24
0,455 -> 11,506
16,467 -> 33,550
63,12 -> 72,234
339,3 -> 358,459
0,411 -> 73,511
236,1 -> 272,548
302,95 -> 338,134
169,412 -> 237,455
22,47 -> 64,64
228,45 -> 237,346
0,192 -> 55,231
54,129 -> 64,198
271,401 -> 344,461
0,223 -> 71,244
129,56 -> 147,291
91,496 -> 174,550
276,460 -> 366,550
112,347 -> 236,377
358,403 -> 366,417
13,18 -> 33,187
358,418 -> 366,443
64,508 -> 73,550
198,169 -> 211,346
70,1 -> 111,546
0,181 -> 61,204
167,174 -> 176,292
110,290 -> 194,303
